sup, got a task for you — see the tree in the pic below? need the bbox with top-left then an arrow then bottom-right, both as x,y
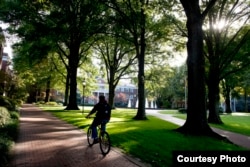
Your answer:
77,60 -> 99,105
114,92 -> 128,106
103,0 -> 174,119
94,33 -> 137,108
0,0 -> 109,110
221,77 -> 235,113
102,0 -> 152,119
0,27 -> 5,49
12,41 -> 65,103
144,63 -> 176,108
177,0 -> 219,136
225,67 -> 250,113
240,69 -> 250,112
204,0 -> 250,123
50,51 -> 69,106
46,0 -> 109,110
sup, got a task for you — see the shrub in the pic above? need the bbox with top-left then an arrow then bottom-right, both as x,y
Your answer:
9,111 -> 19,120
0,134 -> 12,166
45,101 -> 58,106
178,108 -> 187,113
0,107 -> 11,128
0,96 -> 17,111
36,101 -> 45,105
219,107 -> 224,113
0,107 -> 19,167
36,101 -> 59,106
1,120 -> 19,141
0,97 -> 12,111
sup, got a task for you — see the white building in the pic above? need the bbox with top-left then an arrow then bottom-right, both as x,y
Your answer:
85,77 -> 138,107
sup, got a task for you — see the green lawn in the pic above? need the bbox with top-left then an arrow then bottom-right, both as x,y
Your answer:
159,110 -> 250,136
41,107 -> 248,167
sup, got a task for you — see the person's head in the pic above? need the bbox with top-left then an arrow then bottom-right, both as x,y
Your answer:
99,95 -> 106,102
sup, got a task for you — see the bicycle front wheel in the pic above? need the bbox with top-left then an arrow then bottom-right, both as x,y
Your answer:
87,127 -> 94,146
99,131 -> 111,155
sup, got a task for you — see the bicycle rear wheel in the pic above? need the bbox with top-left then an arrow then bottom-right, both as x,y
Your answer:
87,127 -> 94,146
99,131 -> 111,155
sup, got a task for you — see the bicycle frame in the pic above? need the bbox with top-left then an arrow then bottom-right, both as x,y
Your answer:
87,119 -> 111,155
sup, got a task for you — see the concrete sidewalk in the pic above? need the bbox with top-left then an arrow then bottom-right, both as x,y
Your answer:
7,104 -> 150,167
146,110 -> 250,149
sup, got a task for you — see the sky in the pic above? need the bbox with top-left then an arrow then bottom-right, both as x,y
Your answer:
169,53 -> 187,67
1,23 -> 13,58
3,43 -> 13,58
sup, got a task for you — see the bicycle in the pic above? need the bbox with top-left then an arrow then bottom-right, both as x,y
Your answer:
87,120 -> 111,155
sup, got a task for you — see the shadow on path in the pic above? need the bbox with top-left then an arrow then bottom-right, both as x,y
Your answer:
7,104 -> 150,167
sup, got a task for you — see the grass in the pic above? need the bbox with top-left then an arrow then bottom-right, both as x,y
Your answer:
159,110 -> 250,136
41,106 -> 248,167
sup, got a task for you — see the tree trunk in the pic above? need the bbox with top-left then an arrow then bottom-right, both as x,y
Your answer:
27,86 -> 37,103
65,43 -> 80,110
177,0 -> 215,136
225,84 -> 232,113
108,68 -> 116,109
134,44 -> 146,119
244,89 -> 248,112
108,83 -> 115,109
134,68 -> 146,120
207,83 -> 223,124
225,96 -> 231,113
134,2 -> 147,120
44,79 -> 51,103
65,67 -> 79,110
63,73 -> 70,106
207,68 -> 223,124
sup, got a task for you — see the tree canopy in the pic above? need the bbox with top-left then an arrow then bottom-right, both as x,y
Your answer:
0,0 -> 249,138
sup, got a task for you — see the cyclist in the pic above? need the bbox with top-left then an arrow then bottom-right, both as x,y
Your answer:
85,95 -> 111,144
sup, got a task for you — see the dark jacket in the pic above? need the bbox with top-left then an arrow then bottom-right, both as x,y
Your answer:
90,101 -> 111,120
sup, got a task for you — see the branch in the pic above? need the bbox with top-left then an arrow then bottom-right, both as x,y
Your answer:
201,0 -> 218,20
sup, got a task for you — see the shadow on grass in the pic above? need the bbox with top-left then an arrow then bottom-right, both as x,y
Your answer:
45,108 -> 247,167
109,119 -> 140,124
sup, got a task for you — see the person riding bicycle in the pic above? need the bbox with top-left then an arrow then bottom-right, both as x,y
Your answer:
85,95 -> 111,144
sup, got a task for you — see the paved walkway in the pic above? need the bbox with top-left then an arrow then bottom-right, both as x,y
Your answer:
146,110 -> 250,149
7,105 -> 250,167
7,104 -> 149,167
